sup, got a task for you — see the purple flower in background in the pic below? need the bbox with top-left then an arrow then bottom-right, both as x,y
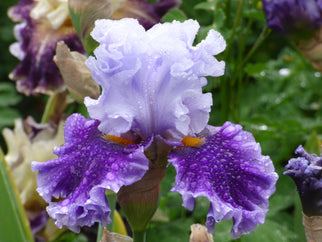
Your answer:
32,19 -> 278,238
8,0 -> 179,95
8,0 -> 85,95
262,0 -> 322,39
284,145 -> 322,216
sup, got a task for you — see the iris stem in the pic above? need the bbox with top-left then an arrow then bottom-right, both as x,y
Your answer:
133,230 -> 146,242
242,26 -> 271,66
221,0 -> 245,123
41,91 -> 68,124
41,93 -> 57,123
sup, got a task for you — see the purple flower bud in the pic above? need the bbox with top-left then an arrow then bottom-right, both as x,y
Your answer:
284,145 -> 322,216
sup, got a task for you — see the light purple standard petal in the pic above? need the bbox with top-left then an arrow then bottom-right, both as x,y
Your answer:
284,145 -> 322,216
168,122 -> 278,239
85,18 -> 225,140
31,114 -> 149,232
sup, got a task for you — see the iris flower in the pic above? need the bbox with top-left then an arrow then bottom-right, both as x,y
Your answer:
3,117 -> 64,207
32,18 -> 278,238
8,0 -> 84,95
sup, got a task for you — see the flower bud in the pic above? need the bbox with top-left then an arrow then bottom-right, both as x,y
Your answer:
117,166 -> 166,232
284,146 -> 322,217
303,214 -> 322,242
54,41 -> 100,102
100,229 -> 133,242
189,224 -> 213,242
297,26 -> 322,72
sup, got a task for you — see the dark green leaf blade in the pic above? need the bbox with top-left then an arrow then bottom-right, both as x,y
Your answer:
0,148 -> 33,242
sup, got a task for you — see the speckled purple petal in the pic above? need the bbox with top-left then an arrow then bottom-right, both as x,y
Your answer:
8,0 -> 84,95
168,122 -> 278,239
31,113 -> 149,232
85,18 -> 225,140
113,0 -> 180,29
262,0 -> 322,38
284,145 -> 322,216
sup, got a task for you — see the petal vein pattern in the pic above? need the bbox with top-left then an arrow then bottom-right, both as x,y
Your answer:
168,122 -> 278,238
31,114 -> 149,232
85,18 -> 226,139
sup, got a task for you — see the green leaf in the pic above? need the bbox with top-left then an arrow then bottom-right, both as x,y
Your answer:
243,9 -> 265,21
213,220 -> 234,242
194,1 -> 217,11
68,6 -> 81,38
147,217 -> 194,242
55,232 -> 88,242
191,197 -> 209,220
245,63 -> 266,76
68,5 -> 98,55
268,172 -> 295,215
304,130 -> 321,154
212,8 -> 226,29
0,108 -> 20,129
292,191 -> 306,242
240,218 -> 296,242
162,8 -> 187,23
0,148 -> 33,242
0,82 -> 22,107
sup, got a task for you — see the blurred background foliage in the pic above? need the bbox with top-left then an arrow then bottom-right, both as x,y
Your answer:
0,0 -> 321,241
0,0 -> 45,149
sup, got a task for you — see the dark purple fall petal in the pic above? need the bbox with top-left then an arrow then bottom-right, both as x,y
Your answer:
284,145 -> 322,216
31,114 -> 149,232
169,122 -> 278,238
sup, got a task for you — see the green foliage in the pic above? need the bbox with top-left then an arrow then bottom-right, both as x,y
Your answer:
240,219 -> 297,242
0,82 -> 21,130
54,232 -> 88,242
0,149 -> 33,242
304,131 -> 321,154
162,8 -> 187,23
146,218 -> 194,242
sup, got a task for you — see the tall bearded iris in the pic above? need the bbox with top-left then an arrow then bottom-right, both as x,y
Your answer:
32,18 -> 278,239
